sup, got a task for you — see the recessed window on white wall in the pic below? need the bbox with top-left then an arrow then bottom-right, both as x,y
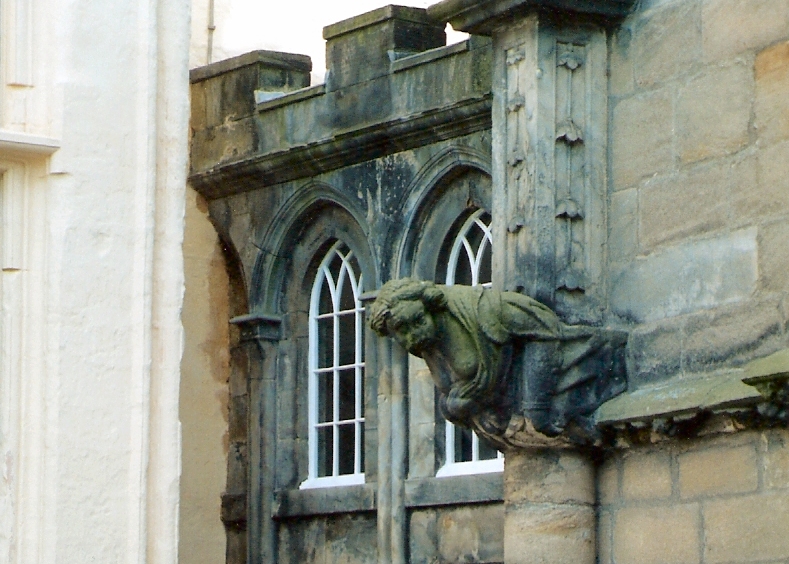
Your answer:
436,209 -> 504,478
301,241 -> 365,489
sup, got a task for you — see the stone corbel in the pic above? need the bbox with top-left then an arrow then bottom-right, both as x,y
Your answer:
230,312 -> 283,344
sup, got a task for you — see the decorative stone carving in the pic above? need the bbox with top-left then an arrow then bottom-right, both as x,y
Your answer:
369,278 -> 627,448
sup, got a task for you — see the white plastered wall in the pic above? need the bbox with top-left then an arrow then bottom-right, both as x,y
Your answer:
0,0 -> 190,561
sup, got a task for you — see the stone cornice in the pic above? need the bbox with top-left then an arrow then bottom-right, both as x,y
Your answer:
427,0 -> 638,34
189,95 -> 492,200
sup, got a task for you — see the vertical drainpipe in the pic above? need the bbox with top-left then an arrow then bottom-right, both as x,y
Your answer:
206,0 -> 216,64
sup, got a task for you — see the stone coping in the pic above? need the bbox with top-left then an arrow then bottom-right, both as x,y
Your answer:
391,39 -> 471,74
595,370 -> 762,425
189,50 -> 311,83
598,348 -> 789,426
256,84 -> 326,113
427,0 -> 637,34
323,5 -> 434,40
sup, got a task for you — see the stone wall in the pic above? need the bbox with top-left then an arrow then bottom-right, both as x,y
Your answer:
608,0 -> 789,387
599,429 -> 789,564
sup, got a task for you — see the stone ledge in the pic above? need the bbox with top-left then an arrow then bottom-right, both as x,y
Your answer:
256,84 -> 325,113
189,50 -> 311,83
405,473 -> 504,508
596,370 -> 762,425
273,483 -> 376,519
593,349 -> 789,448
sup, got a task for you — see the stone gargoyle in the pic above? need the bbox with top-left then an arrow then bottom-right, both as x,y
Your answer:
368,278 -> 628,449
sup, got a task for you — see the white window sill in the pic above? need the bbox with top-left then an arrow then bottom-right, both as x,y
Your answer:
436,457 -> 504,478
299,473 -> 365,490
0,130 -> 60,155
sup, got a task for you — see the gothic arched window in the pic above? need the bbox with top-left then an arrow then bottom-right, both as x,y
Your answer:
436,209 -> 503,477
302,241 -> 365,488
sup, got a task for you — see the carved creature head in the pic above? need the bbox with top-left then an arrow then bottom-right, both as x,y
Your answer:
368,278 -> 447,354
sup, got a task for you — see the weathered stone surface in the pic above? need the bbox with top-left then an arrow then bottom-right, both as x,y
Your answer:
325,514 -> 378,564
613,505 -> 701,564
755,40 -> 789,144
639,163 -> 730,251
622,451 -> 672,500
370,279 -> 627,447
632,0 -> 702,88
437,504 -> 504,564
612,88 -> 673,189
679,444 -> 758,498
597,509 -> 613,564
704,492 -> 789,562
504,450 -> 594,505
611,228 -> 758,323
703,0 -> 789,62
748,140 -> 789,220
764,429 -> 789,489
682,299 -> 784,373
609,188 -> 638,262
596,371 -> 762,424
676,62 -> 752,164
409,509 -> 439,564
324,6 -> 445,91
405,474 -> 503,508
626,320 -> 683,385
598,457 -> 620,505
609,26 -> 635,97
504,504 -> 595,564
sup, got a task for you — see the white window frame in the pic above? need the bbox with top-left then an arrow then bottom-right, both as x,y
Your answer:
436,209 -> 504,478
300,241 -> 366,490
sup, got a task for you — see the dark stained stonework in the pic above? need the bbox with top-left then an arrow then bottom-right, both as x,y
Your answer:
369,279 -> 628,448
188,1 -> 789,562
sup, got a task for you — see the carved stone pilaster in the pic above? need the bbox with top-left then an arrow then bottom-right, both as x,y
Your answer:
492,16 -> 609,325
228,312 -> 282,564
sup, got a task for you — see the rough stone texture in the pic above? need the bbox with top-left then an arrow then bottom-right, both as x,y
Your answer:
612,88 -> 674,190
504,504 -> 595,564
704,492 -> 789,562
639,162 -> 730,251
597,458 -> 620,505
627,320 -> 683,385
703,0 -> 789,62
676,62 -> 752,164
504,450 -> 595,564
631,0 -> 703,88
613,505 -> 701,564
505,451 -> 594,506
751,140 -> 789,220
611,228 -> 758,323
597,510 -> 613,564
436,505 -> 504,564
764,430 -> 789,489
679,445 -> 759,498
622,451 -> 672,500
755,40 -> 789,145
609,26 -> 635,97
608,188 -> 638,262
682,299 -> 784,373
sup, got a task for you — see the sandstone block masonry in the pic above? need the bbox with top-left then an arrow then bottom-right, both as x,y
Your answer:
599,430 -> 789,564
